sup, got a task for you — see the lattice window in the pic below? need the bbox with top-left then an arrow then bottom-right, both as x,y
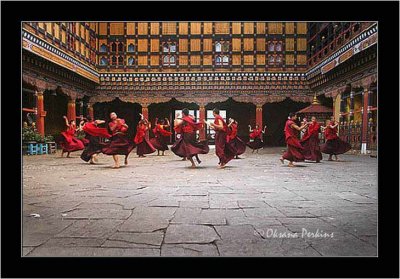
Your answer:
128,57 -> 135,66
100,57 -> 108,65
111,42 -> 117,52
215,42 -> 222,52
214,40 -> 230,66
128,44 -> 135,52
100,44 -> 108,53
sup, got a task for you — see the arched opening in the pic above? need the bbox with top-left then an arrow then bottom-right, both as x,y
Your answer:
148,98 -> 198,143
205,97 -> 254,143
93,98 -> 142,139
262,98 -> 309,146
43,87 -> 69,137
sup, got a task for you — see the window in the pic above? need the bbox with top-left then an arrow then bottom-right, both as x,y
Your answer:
128,57 -> 135,66
100,57 -> 108,65
163,43 -> 169,52
268,55 -> 275,64
276,42 -> 282,51
162,41 -> 177,66
111,42 -> 117,52
118,56 -> 124,65
112,56 -> 117,65
214,40 -> 230,66
268,42 -> 275,51
215,42 -> 222,52
118,43 -> 124,52
223,41 -> 229,52
222,55 -> 229,65
128,44 -> 135,52
100,44 -> 107,52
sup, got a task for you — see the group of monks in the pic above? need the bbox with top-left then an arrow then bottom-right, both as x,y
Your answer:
58,109 -> 351,169
280,113 -> 352,167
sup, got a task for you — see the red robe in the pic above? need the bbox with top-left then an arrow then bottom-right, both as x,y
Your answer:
80,121 -> 111,162
247,127 -> 264,150
320,121 -> 351,155
101,119 -> 135,156
282,119 -> 305,162
134,123 -> 156,156
60,124 -> 85,153
300,122 -> 322,162
214,115 -> 236,165
150,124 -> 172,151
171,116 -> 209,158
227,123 -> 246,156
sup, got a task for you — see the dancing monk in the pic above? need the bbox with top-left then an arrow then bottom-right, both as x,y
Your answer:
60,116 -> 85,158
320,116 -> 351,161
247,124 -> 267,153
280,113 -> 309,167
172,108 -> 209,168
300,116 -> 323,163
134,114 -> 156,158
150,117 -> 172,156
102,112 -> 135,168
227,118 -> 246,159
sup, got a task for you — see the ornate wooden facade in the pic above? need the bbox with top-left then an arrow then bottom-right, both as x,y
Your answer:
21,22 -> 378,151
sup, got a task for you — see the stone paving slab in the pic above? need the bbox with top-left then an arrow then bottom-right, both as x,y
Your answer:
23,148 -> 377,256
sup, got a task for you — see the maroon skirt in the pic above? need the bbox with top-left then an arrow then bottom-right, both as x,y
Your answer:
246,137 -> 263,150
101,133 -> 135,156
136,138 -> 156,156
282,137 -> 305,162
171,132 -> 209,158
149,136 -> 169,151
228,136 -> 246,156
60,132 -> 85,153
320,138 -> 351,155
215,131 -> 236,165
80,135 -> 107,162
301,136 -> 322,162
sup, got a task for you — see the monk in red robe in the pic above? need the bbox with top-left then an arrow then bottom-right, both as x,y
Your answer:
101,112 -> 135,168
320,116 -> 351,161
172,108 -> 209,168
80,116 -> 111,164
246,124 -> 267,153
150,118 -> 172,156
134,114 -> 156,157
300,116 -> 322,163
206,108 -> 237,168
227,118 -> 246,159
60,116 -> 85,158
280,112 -> 309,167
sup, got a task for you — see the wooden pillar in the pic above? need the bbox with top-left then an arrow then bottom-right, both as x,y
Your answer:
361,88 -> 370,154
35,91 -> 46,136
199,105 -> 206,141
67,98 -> 76,122
87,103 -> 94,120
256,104 -> 263,127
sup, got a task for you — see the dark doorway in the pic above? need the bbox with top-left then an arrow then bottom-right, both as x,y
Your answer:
148,98 -> 198,143
263,98 -> 309,146
93,98 -> 141,139
206,97 -> 255,142
43,88 -> 69,137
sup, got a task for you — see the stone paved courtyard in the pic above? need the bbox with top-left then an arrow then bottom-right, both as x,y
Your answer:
22,147 -> 377,257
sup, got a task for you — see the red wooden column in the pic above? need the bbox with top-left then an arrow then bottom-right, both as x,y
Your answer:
199,105 -> 206,141
35,90 -> 46,136
361,87 -> 370,154
87,103 -> 94,120
67,98 -> 76,123
256,104 -> 263,127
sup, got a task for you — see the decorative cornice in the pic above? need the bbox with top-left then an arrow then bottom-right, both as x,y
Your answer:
306,23 -> 378,77
22,30 -> 99,83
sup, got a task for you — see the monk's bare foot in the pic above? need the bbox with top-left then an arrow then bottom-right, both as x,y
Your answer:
89,160 -> 95,165
181,158 -> 187,161
112,164 -> 120,169
93,155 -> 98,162
280,158 -> 284,164
288,162 -> 294,167
219,163 -> 226,169
328,158 -> 333,161
190,164 -> 196,168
